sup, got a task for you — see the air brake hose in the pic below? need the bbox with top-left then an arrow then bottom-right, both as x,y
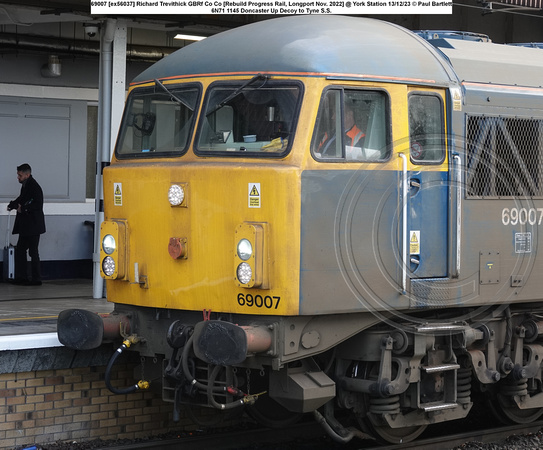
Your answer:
105,338 -> 150,395
181,335 -> 257,409
207,365 -> 261,410
181,334 -> 224,393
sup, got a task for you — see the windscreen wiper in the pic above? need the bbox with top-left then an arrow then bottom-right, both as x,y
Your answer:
207,73 -> 268,116
154,78 -> 193,110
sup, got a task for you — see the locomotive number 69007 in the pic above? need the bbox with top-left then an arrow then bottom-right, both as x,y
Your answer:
237,293 -> 281,309
502,207 -> 543,226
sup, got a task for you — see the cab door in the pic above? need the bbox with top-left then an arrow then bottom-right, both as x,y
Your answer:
406,90 -> 448,280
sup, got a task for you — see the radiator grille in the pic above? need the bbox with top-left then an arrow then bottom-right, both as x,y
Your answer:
466,115 -> 543,198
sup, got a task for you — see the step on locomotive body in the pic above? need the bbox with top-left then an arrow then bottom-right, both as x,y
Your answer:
58,16 -> 543,444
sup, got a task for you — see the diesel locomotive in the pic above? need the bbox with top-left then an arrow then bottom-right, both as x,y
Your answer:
58,16 -> 543,443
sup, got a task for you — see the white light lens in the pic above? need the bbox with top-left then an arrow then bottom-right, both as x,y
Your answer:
102,256 -> 116,276
102,234 -> 116,255
237,239 -> 253,261
168,184 -> 185,206
237,262 -> 252,284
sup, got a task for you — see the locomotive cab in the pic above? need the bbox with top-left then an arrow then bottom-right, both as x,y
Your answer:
57,16 -> 543,444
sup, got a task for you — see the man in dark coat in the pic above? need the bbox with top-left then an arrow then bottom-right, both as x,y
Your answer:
7,163 -> 46,285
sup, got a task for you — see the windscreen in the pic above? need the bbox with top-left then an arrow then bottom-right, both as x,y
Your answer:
116,84 -> 200,158
196,79 -> 302,156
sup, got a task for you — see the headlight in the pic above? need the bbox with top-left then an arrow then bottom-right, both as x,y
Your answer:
102,256 -> 116,277
100,220 -> 127,280
168,184 -> 185,206
102,234 -> 116,255
237,239 -> 252,261
234,222 -> 269,289
237,263 -> 252,285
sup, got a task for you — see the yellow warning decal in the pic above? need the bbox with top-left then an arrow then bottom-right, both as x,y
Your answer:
410,230 -> 420,255
114,183 -> 122,206
451,87 -> 462,112
248,183 -> 261,208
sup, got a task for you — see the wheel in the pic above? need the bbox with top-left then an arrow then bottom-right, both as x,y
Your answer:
485,377 -> 543,425
367,420 -> 427,444
353,362 -> 427,444
363,396 -> 427,445
493,394 -> 543,424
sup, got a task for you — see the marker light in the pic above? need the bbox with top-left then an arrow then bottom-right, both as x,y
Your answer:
237,262 -> 253,285
168,184 -> 185,206
102,234 -> 116,255
237,239 -> 253,261
102,256 -> 116,277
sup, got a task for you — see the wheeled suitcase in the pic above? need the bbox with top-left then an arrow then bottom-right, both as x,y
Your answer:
3,211 -> 15,281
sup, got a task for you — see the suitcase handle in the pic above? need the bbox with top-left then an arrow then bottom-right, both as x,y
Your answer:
5,210 -> 11,248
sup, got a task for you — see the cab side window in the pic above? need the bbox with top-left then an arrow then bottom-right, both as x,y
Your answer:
408,93 -> 445,163
312,88 -> 390,162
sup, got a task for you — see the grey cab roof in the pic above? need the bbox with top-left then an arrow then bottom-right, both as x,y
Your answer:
432,38 -> 543,88
132,15 -> 458,86
132,15 -> 543,90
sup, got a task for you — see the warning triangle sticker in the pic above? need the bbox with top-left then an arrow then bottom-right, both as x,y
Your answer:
250,185 -> 260,196
410,232 -> 418,242
115,185 -> 122,195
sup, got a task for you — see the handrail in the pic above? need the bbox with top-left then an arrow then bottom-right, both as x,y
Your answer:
399,153 -> 408,294
452,154 -> 462,277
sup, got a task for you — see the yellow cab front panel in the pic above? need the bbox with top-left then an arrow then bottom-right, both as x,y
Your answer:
102,159 -> 301,315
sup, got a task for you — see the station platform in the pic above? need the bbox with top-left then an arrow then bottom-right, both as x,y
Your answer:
0,279 -> 113,350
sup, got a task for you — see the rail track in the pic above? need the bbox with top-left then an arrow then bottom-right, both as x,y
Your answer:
40,420 -> 543,450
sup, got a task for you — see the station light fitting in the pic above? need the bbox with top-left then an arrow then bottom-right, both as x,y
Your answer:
174,34 -> 207,41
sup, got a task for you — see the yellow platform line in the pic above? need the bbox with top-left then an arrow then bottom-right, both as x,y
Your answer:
0,315 -> 58,322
